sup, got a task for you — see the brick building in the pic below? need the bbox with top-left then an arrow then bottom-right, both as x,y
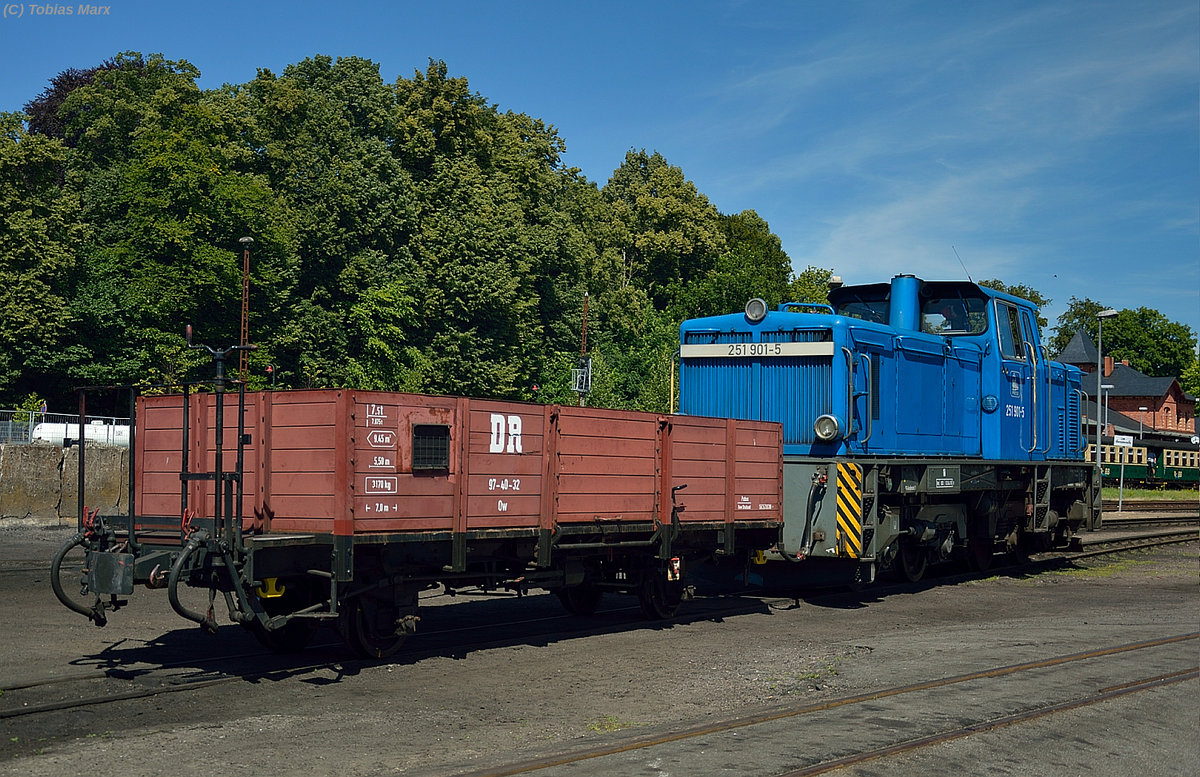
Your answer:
1056,330 -> 1197,440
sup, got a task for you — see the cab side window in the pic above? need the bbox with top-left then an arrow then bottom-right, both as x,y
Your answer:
996,302 -> 1026,360
1021,310 -> 1039,364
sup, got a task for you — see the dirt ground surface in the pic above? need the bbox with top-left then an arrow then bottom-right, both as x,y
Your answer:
0,523 -> 1196,777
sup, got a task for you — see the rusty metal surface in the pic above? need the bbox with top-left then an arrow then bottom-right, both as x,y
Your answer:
135,391 -> 784,536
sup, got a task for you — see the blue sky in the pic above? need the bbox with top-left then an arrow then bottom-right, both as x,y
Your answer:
2,0 -> 1197,339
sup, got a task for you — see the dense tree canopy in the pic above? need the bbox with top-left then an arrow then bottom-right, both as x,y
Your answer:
4,52 -> 1193,415
3,53 -> 812,413
1050,297 -> 1197,379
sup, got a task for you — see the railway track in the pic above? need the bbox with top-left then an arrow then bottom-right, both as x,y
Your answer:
1099,514 -> 1198,531
453,632 -> 1199,777
1103,498 -> 1198,513
3,530 -> 1193,725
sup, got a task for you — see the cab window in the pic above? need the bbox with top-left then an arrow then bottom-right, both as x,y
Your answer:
996,302 -> 1026,360
921,295 -> 987,335
1021,309 -> 1039,364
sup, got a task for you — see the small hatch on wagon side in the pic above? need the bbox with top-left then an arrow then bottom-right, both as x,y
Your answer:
412,424 -> 451,472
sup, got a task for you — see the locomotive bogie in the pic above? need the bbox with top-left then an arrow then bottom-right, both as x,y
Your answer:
774,455 -> 1097,582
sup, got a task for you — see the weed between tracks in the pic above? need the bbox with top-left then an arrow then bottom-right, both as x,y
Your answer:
1047,558 -> 1156,579
586,714 -> 640,733
764,654 -> 849,696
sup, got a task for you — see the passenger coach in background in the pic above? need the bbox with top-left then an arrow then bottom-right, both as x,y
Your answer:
1088,439 -> 1200,487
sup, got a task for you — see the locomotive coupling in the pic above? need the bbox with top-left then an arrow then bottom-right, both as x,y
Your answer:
145,564 -> 168,590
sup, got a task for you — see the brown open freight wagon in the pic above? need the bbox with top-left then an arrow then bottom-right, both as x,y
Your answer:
60,388 -> 785,657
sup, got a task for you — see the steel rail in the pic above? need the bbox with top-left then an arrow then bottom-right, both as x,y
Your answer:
776,667 -> 1200,777
453,633 -> 1198,777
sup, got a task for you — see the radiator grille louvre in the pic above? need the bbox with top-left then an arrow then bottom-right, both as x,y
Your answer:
680,326 -> 834,446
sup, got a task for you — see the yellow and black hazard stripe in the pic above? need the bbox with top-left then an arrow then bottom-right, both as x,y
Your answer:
836,462 -> 864,559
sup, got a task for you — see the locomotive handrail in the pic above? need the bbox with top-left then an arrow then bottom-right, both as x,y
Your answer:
842,347 -> 855,438
861,353 -> 874,445
1022,341 -> 1039,454
1073,388 -> 1088,454
778,302 -> 834,314
841,348 -> 873,446
1040,347 -> 1054,455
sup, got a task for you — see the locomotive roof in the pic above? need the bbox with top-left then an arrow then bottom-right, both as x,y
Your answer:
828,277 -> 1039,310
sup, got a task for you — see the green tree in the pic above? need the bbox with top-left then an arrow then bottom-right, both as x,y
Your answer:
979,279 -> 1050,332
788,266 -> 835,306
1104,308 -> 1197,378
245,56 -> 420,390
410,155 -> 538,397
0,113 -> 82,404
601,150 -> 726,309
6,52 -> 804,414
1051,298 -> 1197,378
23,59 -> 127,141
668,209 -> 791,319
1179,356 -> 1199,400
1048,297 -> 1106,357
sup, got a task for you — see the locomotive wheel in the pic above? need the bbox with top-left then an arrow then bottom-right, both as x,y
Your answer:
1006,529 -> 1030,565
637,571 -> 682,620
341,597 -> 410,659
967,516 -> 994,572
898,541 -> 927,583
967,534 -> 994,572
556,584 -> 603,616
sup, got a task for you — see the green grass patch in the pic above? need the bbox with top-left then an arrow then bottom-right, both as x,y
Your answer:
1102,486 -> 1198,501
1050,558 -> 1154,579
586,715 -> 638,733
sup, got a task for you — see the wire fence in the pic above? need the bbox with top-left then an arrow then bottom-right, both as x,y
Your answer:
0,410 -> 131,446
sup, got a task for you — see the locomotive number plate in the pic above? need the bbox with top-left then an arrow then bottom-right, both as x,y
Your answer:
680,342 -> 835,358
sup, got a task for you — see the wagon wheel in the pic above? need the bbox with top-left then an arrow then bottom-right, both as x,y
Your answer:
637,570 -> 682,620
247,618 -> 313,653
556,584 -> 603,616
898,540 -> 927,583
341,596 -> 412,659
246,579 -> 316,653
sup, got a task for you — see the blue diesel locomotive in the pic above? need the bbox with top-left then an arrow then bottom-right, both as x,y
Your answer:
679,274 -> 1100,583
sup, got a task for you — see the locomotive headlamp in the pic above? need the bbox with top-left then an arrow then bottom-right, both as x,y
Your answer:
745,298 -> 768,323
813,414 -> 842,441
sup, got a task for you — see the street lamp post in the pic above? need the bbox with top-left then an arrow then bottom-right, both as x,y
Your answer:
1101,384 -> 1114,435
1095,308 -> 1118,462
